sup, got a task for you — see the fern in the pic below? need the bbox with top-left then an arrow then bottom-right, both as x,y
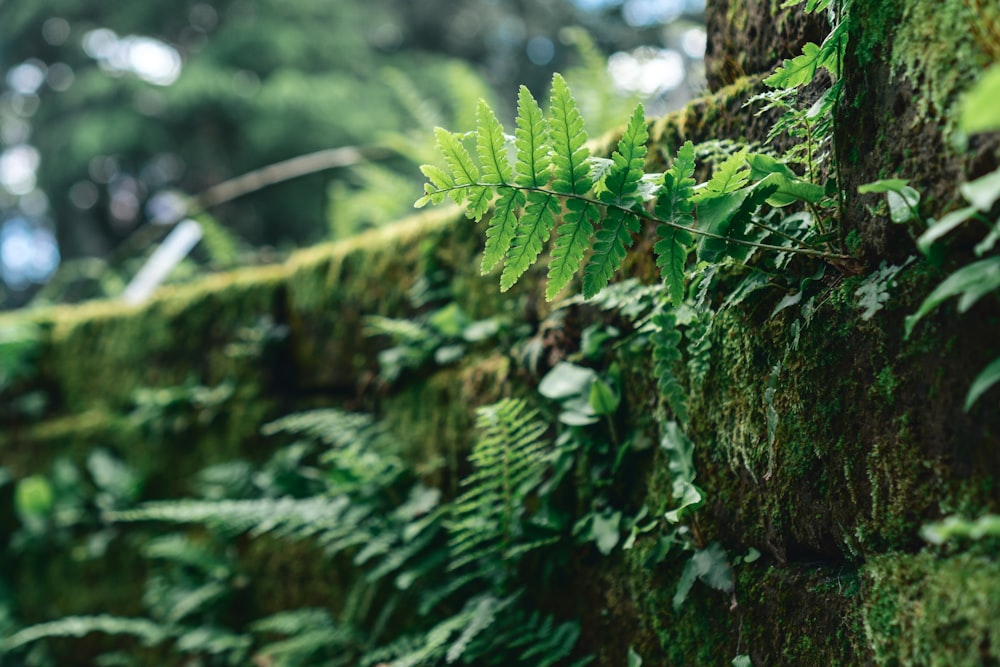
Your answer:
547,73 -> 600,299
448,398 -> 553,571
3,616 -> 168,651
583,103 -> 648,298
654,141 -> 697,305
652,311 -> 688,424
501,85 -> 558,291
418,73 -> 848,304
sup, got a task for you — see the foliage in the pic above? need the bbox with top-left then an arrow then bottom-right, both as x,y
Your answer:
418,74 -> 849,305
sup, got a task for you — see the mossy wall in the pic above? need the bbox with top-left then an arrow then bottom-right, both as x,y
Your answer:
2,2 -> 999,665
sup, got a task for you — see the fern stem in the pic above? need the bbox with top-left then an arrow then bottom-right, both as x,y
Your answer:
431,184 -> 852,262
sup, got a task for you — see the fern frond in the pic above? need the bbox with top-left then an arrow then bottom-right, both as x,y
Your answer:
547,198 -> 600,301
3,616 -> 168,651
500,192 -> 560,292
476,99 -> 512,185
599,103 -> 648,206
514,85 -> 551,189
448,398 -> 551,571
652,311 -> 688,424
544,75 -> 601,299
434,127 -> 490,220
262,408 -> 377,448
577,104 -> 649,298
695,148 -> 749,199
765,22 -> 845,89
482,187 -> 525,274
549,73 -> 593,196
582,208 -> 641,299
654,141 -> 697,306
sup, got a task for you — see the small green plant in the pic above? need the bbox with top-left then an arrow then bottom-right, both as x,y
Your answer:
417,73 -> 850,306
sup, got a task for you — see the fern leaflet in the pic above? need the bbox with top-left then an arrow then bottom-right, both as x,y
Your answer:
582,103 -> 648,297
654,141 -> 696,305
482,187 -> 524,274
476,99 -> 512,185
501,192 -> 560,291
546,73 -> 599,300
434,127 -> 490,220
652,311 -> 688,424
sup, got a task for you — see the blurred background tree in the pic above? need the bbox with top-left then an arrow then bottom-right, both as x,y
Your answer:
0,0 -> 705,309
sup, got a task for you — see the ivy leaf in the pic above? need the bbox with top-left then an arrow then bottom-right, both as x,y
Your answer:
476,99 -> 512,185
654,141 -> 696,306
905,255 -> 1000,337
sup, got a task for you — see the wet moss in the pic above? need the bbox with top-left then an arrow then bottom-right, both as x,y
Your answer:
863,549 -> 1000,666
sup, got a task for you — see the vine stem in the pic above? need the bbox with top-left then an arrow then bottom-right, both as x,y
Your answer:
431,183 -> 853,261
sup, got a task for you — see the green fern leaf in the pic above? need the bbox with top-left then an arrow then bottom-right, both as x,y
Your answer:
415,165 -> 454,208
695,148 -> 749,200
548,73 -> 592,195
434,127 -> 490,220
546,198 -> 600,300
582,208 -> 640,298
476,99 -> 512,185
654,141 -> 696,305
652,311 -> 688,424
500,192 -> 560,291
482,187 -> 525,274
599,103 -> 648,206
544,74 -> 600,299
514,85 -> 551,189
765,22 -> 845,88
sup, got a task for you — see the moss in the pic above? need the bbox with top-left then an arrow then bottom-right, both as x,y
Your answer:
889,0 -> 995,130
863,549 -> 1000,666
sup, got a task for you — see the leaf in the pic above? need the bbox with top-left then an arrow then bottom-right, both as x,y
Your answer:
599,103 -> 648,207
756,171 -> 826,207
476,99 -> 512,185
905,256 -> 1000,337
966,356 -> 1000,411
733,655 -> 754,667
651,311 -> 688,424
582,208 -> 640,298
435,127 -> 490,219
916,206 -> 978,256
654,141 -> 696,306
673,543 -> 734,611
628,647 -> 644,667
960,63 -> 1000,134
548,73 -> 593,196
514,85 -> 551,189
538,362 -> 597,400
547,197 -> 600,300
589,510 -> 621,555
661,422 -> 703,523
588,378 -> 619,416
859,178 -> 920,223
959,166 -> 1000,212
696,148 -> 749,200
500,191 -> 560,291
697,184 -> 777,263
482,187 -> 525,274
764,22 -> 845,88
